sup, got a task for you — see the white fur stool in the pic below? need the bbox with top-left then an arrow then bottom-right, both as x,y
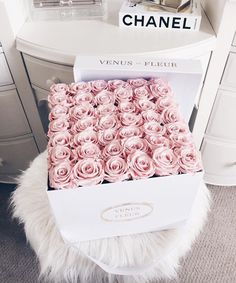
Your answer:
11,152 -> 210,283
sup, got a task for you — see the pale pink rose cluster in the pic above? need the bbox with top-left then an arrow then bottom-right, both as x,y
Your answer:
48,79 -> 202,189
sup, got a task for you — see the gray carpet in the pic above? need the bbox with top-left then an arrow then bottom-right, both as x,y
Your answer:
0,183 -> 235,283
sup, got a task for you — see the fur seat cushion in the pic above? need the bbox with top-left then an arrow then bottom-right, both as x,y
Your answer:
11,152 -> 210,283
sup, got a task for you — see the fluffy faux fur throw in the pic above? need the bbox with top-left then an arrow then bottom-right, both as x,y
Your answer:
11,152 -> 210,283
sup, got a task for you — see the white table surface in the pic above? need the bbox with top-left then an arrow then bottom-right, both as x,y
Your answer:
16,0 -> 216,65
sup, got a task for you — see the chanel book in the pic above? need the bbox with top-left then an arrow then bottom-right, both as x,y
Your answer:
119,0 -> 201,31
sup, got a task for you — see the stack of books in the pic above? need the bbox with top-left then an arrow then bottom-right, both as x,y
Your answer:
119,0 -> 202,31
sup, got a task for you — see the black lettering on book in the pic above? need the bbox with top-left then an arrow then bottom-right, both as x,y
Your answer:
172,17 -> 181,29
134,15 -> 145,26
159,17 -> 169,28
123,15 -> 132,26
183,18 -> 191,29
146,16 -> 157,27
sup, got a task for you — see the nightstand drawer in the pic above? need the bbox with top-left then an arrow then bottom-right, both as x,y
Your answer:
202,138 -> 236,186
206,90 -> 236,141
23,54 -> 74,91
221,52 -> 236,90
0,88 -> 31,139
0,136 -> 38,183
0,53 -> 13,86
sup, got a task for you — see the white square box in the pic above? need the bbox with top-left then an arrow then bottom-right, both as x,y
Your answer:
47,55 -> 203,242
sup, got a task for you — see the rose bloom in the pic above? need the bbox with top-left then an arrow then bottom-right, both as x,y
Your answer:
98,115 -> 119,130
108,79 -> 129,91
143,121 -> 166,136
69,103 -> 95,122
73,92 -> 94,105
145,135 -> 170,150
135,99 -> 157,112
98,128 -> 118,146
94,90 -> 115,105
165,121 -> 189,136
72,130 -> 98,147
49,131 -> 71,147
48,92 -> 69,108
149,78 -> 167,86
142,110 -> 161,123
133,86 -> 153,101
70,116 -> 97,134
96,103 -> 117,116
123,136 -> 149,156
72,158 -> 104,186
118,101 -> 136,113
114,86 -> 133,102
69,82 -> 91,94
75,142 -> 101,159
49,105 -> 69,121
119,112 -> 143,127
149,82 -> 173,99
127,78 -> 148,88
48,118 -> 70,134
49,145 -> 71,166
90,80 -> 108,94
170,133 -> 193,148
152,147 -> 179,176
156,96 -> 176,113
104,156 -> 129,183
176,146 -> 202,174
128,151 -> 155,179
119,125 -> 143,139
103,140 -> 123,159
161,106 -> 182,124
49,161 -> 73,189
50,83 -> 69,95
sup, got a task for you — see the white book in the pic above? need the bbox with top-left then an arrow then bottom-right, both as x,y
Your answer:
119,0 -> 201,31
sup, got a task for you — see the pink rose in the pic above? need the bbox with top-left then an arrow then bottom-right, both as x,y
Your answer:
49,105 -> 69,121
48,118 -> 70,134
72,130 -> 98,147
142,110 -> 161,123
48,92 -> 69,108
170,133 -> 193,148
119,112 -> 143,127
128,151 -> 155,179
143,121 -> 166,136
149,78 -> 167,86
69,82 -> 91,94
145,135 -> 170,150
96,103 -> 117,116
119,125 -> 143,139
128,78 -> 148,88
114,86 -> 133,102
156,96 -> 176,113
103,140 -> 123,159
70,117 -> 97,134
49,162 -> 73,189
72,158 -> 104,186
150,83 -> 173,98
161,106 -> 182,124
133,86 -> 153,101
108,80 -> 129,91
75,142 -> 101,159
152,147 -> 179,176
104,156 -> 129,183
123,137 -> 149,156
73,92 -> 94,105
91,80 -> 108,94
135,99 -> 157,112
69,103 -> 95,122
50,83 -> 69,94
118,101 -> 136,113
98,128 -> 118,146
49,145 -> 71,166
98,115 -> 119,130
49,131 -> 71,147
176,146 -> 202,174
94,90 -> 115,105
166,122 -> 189,136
